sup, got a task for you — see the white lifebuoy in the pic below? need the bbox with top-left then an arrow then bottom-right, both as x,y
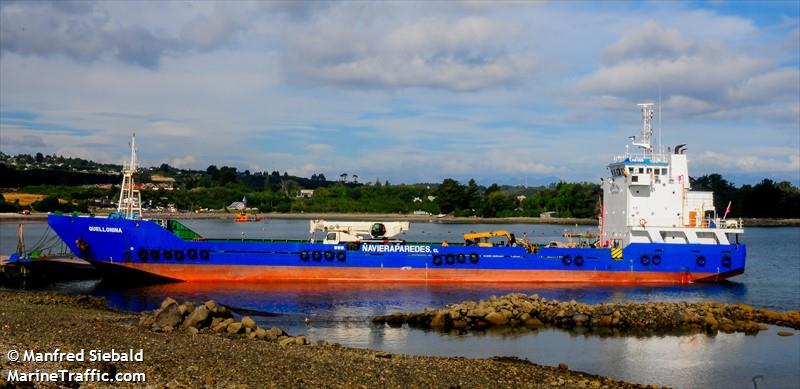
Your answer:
639,218 -> 647,227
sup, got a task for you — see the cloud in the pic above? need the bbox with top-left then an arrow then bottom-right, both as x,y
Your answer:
0,1 -> 250,67
284,15 -> 537,91
602,20 -> 696,65
580,19 -> 798,126
0,1 -> 176,67
305,143 -> 334,154
142,121 -> 195,137
170,155 -> 197,169
1,134 -> 45,148
693,151 -> 800,173
179,10 -> 246,52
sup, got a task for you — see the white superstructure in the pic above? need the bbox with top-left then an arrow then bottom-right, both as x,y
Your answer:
600,104 -> 743,247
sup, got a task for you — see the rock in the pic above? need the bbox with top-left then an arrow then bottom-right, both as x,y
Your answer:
375,351 -> 392,359
254,328 -> 267,339
160,297 -> 178,309
216,305 -> 233,319
241,316 -> 257,330
704,314 -> 719,331
452,319 -> 468,329
265,327 -> 284,341
430,312 -> 448,329
226,322 -> 243,334
295,336 -> 310,345
247,331 -> 257,339
204,300 -> 218,312
523,318 -> 544,329
182,306 -> 210,329
777,331 -> 794,336
187,326 -> 199,335
154,300 -> 183,328
178,303 -> 192,316
210,317 -> 223,328
211,322 -> 227,333
385,312 -> 408,326
279,337 -> 295,347
138,315 -> 155,328
573,314 -> 589,326
558,362 -> 569,370
485,311 -> 509,326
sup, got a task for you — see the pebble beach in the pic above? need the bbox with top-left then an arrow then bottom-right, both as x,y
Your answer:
0,291 -> 668,388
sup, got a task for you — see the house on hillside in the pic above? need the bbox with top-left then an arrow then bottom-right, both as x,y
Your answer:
228,196 -> 247,210
298,189 -> 314,198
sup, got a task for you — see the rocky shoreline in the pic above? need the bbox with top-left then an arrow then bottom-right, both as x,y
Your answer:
373,293 -> 800,335
1,291 -> 666,388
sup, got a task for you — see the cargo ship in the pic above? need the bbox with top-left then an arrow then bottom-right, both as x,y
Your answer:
47,104 -> 745,284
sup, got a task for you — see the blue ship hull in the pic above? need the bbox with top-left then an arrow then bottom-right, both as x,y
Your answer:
48,214 -> 745,284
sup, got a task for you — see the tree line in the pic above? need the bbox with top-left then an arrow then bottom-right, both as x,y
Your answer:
1,158 -> 798,218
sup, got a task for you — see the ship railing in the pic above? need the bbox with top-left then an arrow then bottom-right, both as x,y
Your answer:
612,153 -> 669,164
717,218 -> 743,229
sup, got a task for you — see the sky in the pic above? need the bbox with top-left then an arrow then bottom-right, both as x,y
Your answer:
1,0 -> 798,187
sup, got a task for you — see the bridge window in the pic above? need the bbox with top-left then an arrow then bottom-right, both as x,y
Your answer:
662,168 -> 668,175
638,168 -> 644,174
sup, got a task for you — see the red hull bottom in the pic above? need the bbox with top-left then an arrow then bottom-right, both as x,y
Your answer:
104,262 -> 741,285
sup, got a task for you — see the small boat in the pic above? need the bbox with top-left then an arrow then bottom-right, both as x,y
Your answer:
233,212 -> 262,222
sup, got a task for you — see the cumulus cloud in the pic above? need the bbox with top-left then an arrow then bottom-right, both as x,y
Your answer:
581,20 -> 798,125
284,15 -> 537,91
0,1 -> 247,67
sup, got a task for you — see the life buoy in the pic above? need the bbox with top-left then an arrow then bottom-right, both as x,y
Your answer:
574,256 -> 584,266
651,255 -> 661,265
456,253 -> 466,264
163,249 -> 173,260
174,250 -> 185,261
469,253 -> 479,264
300,251 -> 310,261
150,249 -> 160,261
640,254 -> 650,266
187,248 -> 198,260
324,250 -> 334,261
137,249 -> 148,261
432,254 -> 443,266
639,218 -> 647,227
199,249 -> 210,260
696,256 -> 706,267
721,255 -> 732,268
445,254 -> 456,265
311,251 -> 322,261
336,251 -> 346,262
562,255 -> 572,266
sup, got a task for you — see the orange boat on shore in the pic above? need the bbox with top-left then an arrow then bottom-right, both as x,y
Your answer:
233,212 -> 262,222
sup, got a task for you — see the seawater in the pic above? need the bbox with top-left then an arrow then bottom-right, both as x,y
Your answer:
2,219 -> 799,388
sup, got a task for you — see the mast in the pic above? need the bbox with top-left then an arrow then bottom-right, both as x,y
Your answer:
117,133 -> 142,219
632,103 -> 655,158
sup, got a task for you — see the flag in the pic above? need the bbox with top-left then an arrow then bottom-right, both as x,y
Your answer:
723,201 -> 732,220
